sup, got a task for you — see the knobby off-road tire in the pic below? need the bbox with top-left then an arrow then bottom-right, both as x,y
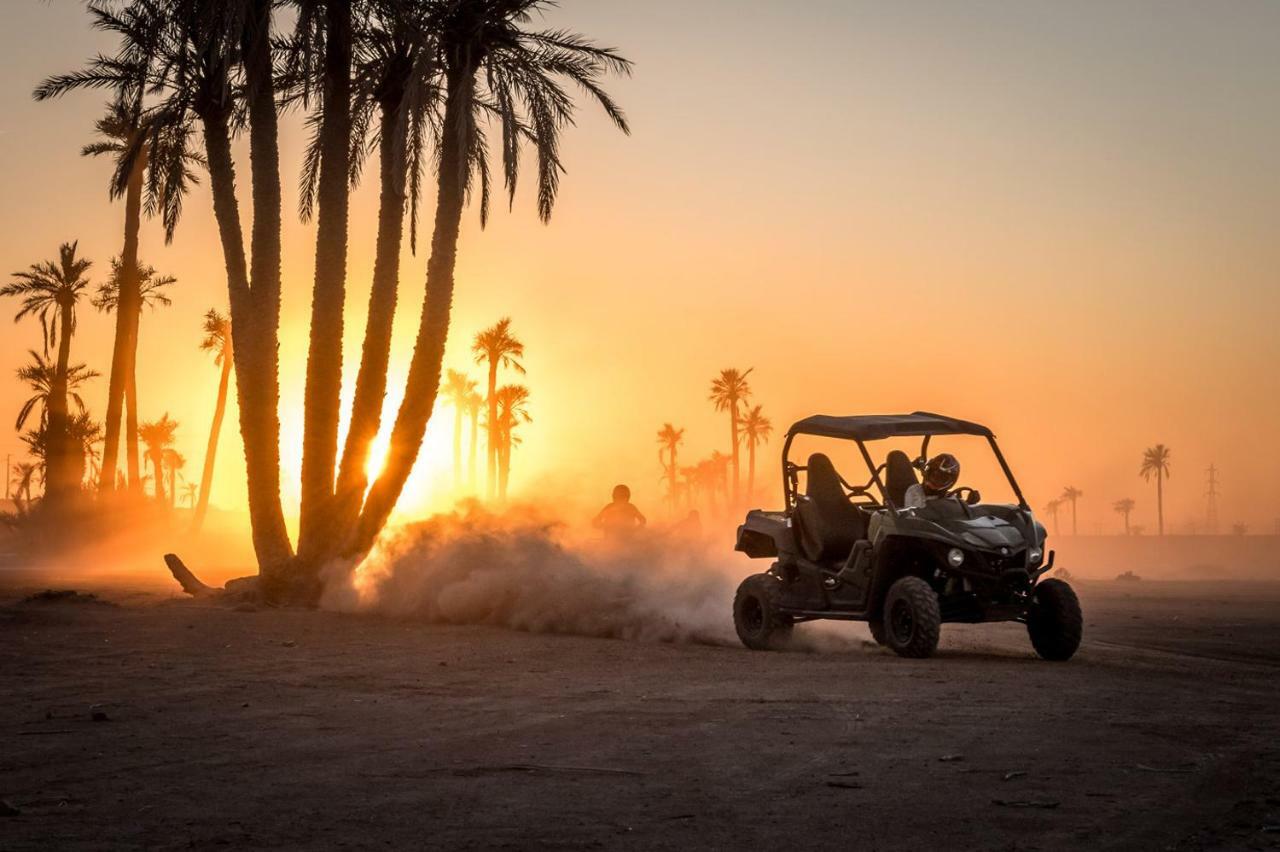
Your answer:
734,574 -> 793,651
1026,578 -> 1083,661
882,576 -> 941,659
868,619 -> 888,646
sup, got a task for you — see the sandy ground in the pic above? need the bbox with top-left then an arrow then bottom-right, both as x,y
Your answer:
2,576 -> 1278,850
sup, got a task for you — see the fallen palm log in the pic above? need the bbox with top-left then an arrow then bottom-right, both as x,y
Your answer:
163,554 -> 261,602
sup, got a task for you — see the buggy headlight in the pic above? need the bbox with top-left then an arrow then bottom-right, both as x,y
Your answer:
947,548 -> 965,568
1028,548 -> 1043,565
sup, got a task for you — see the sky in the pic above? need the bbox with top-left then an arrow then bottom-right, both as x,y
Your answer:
0,0 -> 1278,537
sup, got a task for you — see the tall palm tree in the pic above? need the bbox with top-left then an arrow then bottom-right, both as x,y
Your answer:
471,319 -> 525,500
465,389 -> 483,492
442,369 -> 477,487
78,96 -> 199,496
15,352 -> 98,432
656,423 -> 684,512
1113,497 -> 1136,535
138,413 -> 178,506
351,0 -> 632,555
1140,444 -> 1173,536
193,310 -> 232,533
709,368 -> 753,503
3,242 -> 93,500
1043,497 -> 1063,536
741,405 -> 772,500
22,412 -> 103,494
1061,486 -> 1083,536
494,384 -> 531,502
94,257 -> 176,492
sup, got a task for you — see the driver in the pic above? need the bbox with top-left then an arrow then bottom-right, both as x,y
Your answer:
903,453 -> 960,509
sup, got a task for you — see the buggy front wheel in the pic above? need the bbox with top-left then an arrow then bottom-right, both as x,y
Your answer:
881,576 -> 941,659
1026,578 -> 1083,661
733,574 -> 793,650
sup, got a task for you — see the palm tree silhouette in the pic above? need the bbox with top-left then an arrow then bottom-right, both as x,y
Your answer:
1043,497 -> 1063,536
443,370 -> 478,488
1140,444 -> 1173,536
472,319 -> 525,500
181,481 -> 199,510
164,449 -> 185,508
1061,486 -> 1084,536
22,411 -> 102,494
193,310 -> 232,533
1113,498 -> 1136,535
138,414 -> 178,506
494,384 -> 532,502
741,405 -> 773,501
465,390 -> 483,492
94,258 -> 176,492
3,241 -> 92,500
15,352 -> 98,432
10,462 -> 39,514
656,424 -> 685,512
709,368 -> 753,503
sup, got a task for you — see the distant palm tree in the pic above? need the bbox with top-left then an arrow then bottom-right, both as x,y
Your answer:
1061,486 -> 1084,535
181,481 -> 199,510
164,449 -> 185,508
1140,444 -> 1173,536
741,405 -> 772,500
193,310 -> 232,534
94,257 -> 176,492
138,414 -> 178,506
679,465 -> 699,510
708,451 -> 732,509
1043,497 -> 1063,536
494,385 -> 532,502
656,423 -> 685,512
442,370 -> 477,488
10,461 -> 39,513
1113,498 -> 1136,535
15,352 -> 97,431
472,319 -> 525,500
465,390 -> 483,491
2,241 -> 92,499
709,368 -> 753,502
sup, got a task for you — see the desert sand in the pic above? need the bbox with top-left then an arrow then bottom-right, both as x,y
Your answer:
2,577 -> 1278,850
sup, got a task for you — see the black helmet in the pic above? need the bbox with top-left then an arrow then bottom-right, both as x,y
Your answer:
922,453 -> 960,494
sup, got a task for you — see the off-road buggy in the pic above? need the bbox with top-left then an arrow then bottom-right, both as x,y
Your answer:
733,412 -> 1082,660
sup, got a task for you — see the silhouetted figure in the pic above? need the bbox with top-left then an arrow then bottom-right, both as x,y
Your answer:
594,484 -> 646,539
904,453 -> 960,509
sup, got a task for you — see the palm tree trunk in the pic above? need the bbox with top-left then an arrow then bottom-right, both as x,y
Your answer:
333,96 -> 410,530
351,59 -> 477,555
99,154 -> 144,493
125,313 -> 143,493
201,104 -> 293,572
486,360 -> 498,500
46,304 -> 74,499
1072,499 -> 1078,536
1157,473 -> 1164,536
192,352 -> 231,534
469,409 -> 478,491
1124,511 -> 1130,535
298,0 -> 354,562
498,431 -> 510,502
729,405 -> 740,503
152,454 -> 166,505
747,440 -> 756,500
453,405 -> 463,486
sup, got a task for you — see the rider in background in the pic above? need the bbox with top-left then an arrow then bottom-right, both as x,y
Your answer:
594,484 -> 647,538
903,453 -> 960,509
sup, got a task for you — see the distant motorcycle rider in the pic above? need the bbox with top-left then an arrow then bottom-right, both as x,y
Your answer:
903,453 -> 960,509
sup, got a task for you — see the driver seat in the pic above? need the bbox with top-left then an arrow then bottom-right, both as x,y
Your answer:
794,453 -> 867,562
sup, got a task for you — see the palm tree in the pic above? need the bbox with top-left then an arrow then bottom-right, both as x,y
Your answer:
465,390 -> 483,492
709,368 -> 753,502
741,405 -> 772,500
94,257 -> 176,492
471,319 -> 525,500
3,242 -> 93,500
164,449 -> 185,508
1043,497 -> 1063,536
494,384 -> 532,502
15,352 -> 98,432
181,481 -> 199,509
78,95 -> 199,496
10,462 -> 39,514
1140,444 -> 1173,536
1113,498 -> 1136,535
656,423 -> 684,512
351,0 -> 632,555
138,414 -> 178,506
22,412 -> 102,494
442,369 -> 477,487
193,310 -> 232,533
1061,486 -> 1083,536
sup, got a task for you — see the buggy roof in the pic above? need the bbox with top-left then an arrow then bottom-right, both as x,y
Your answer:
787,411 -> 994,442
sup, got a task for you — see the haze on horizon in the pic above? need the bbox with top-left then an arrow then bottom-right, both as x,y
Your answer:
0,0 -> 1277,536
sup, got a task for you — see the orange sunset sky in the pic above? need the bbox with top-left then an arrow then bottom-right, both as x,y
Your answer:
1,0 -> 1278,536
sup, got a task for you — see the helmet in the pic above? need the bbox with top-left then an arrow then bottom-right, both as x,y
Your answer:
612,484 -> 631,502
922,453 -> 960,495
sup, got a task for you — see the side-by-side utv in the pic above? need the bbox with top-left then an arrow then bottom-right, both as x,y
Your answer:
733,412 -> 1082,660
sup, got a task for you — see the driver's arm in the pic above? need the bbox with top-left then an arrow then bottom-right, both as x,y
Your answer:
903,483 -> 927,509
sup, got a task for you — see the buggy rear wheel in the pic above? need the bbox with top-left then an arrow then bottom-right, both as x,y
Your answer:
1027,578 -> 1083,661
733,574 -> 793,651
881,576 -> 941,659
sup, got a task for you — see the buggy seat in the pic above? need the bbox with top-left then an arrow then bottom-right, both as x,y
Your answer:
794,453 -> 868,562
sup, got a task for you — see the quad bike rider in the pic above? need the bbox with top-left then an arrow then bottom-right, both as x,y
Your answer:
732,412 -> 1082,660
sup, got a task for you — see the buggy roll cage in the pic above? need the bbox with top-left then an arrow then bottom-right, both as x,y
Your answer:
780,411 -> 1030,513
